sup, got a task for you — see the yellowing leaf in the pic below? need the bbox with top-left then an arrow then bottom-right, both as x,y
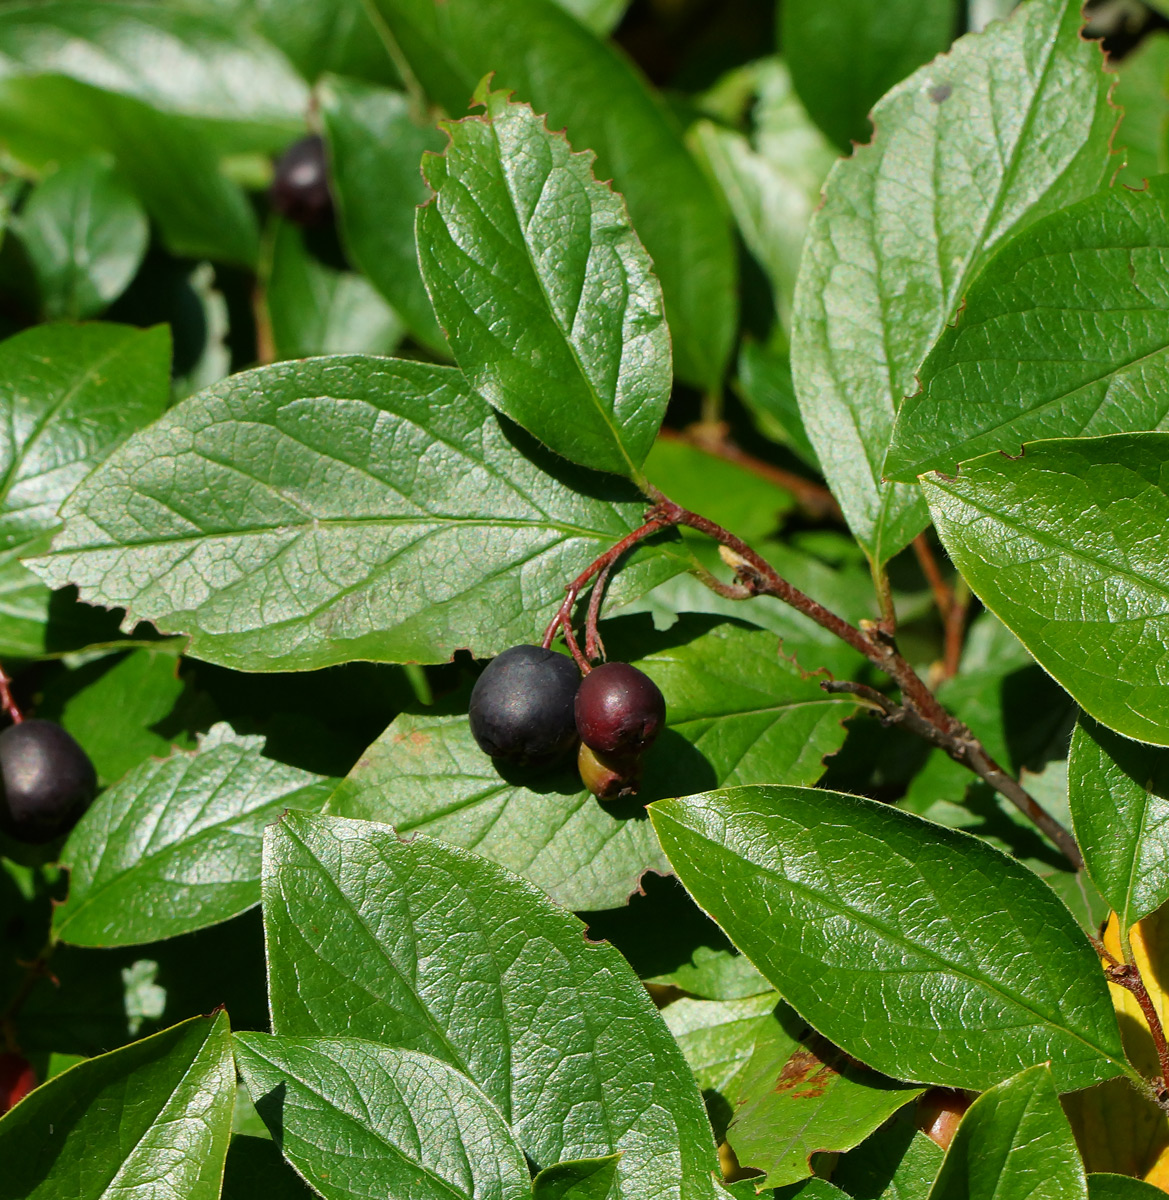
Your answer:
1065,908 -> 1169,1187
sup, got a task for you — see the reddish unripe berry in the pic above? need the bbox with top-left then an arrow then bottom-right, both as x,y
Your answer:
0,1053 -> 35,1113
574,662 -> 665,757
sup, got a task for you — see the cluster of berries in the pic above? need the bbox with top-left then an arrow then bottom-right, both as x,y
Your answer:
468,645 -> 665,799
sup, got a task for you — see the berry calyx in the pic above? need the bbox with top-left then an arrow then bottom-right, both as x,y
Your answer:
574,662 -> 665,757
0,720 -> 97,844
577,742 -> 642,800
270,134 -> 334,227
0,1053 -> 34,1113
469,645 -> 580,766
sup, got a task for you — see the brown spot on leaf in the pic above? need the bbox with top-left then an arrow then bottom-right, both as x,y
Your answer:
929,84 -> 952,103
774,1049 -> 839,1100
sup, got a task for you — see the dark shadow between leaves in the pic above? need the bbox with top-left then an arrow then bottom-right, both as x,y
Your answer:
253,1081 -> 288,1148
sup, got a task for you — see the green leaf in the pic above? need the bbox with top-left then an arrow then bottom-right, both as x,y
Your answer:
56,647 -> 184,782
887,180 -> 1169,480
833,1108 -> 945,1200
648,945 -> 772,1001
31,356 -> 686,670
926,1066 -> 1085,1200
651,785 -> 1128,1092
533,1155 -> 623,1199
691,60 -> 835,331
263,811 -> 720,1199
726,1005 -> 923,1189
0,321 -> 170,553
54,724 -> 331,947
736,342 -> 820,471
234,1034 -> 531,1200
782,0 -> 958,150
0,1012 -> 234,1200
1114,32 -> 1169,190
0,2 -> 307,153
922,433 -> 1169,746
791,0 -> 1114,564
266,220 -> 404,361
366,0 -> 736,392
17,154 -> 148,319
644,437 -> 795,545
662,992 -> 781,1097
319,75 -> 447,353
223,1135 -> 312,1200
1087,1177 -> 1168,1200
326,617 -> 856,909
1069,717 -> 1169,932
418,83 -> 670,479
0,75 -> 261,263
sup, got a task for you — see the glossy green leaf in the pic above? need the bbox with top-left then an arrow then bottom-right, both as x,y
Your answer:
1087,1176 -> 1168,1200
56,647 -> 184,782
782,0 -> 958,149
651,786 -> 1128,1092
367,0 -> 736,392
726,1004 -> 923,1188
319,75 -> 447,353
263,811 -> 720,1199
927,1066 -> 1085,1200
31,356 -> 686,670
54,724 -> 331,946
0,75 -> 260,263
326,617 -> 856,909
923,433 -> 1169,746
833,1108 -> 945,1200
17,155 -> 148,319
0,2 -> 307,153
222,1135 -> 312,1200
235,1034 -> 531,1200
662,992 -> 780,1097
1114,32 -> 1169,190
533,1155 -> 623,1199
0,1012 -> 234,1200
887,181 -> 1169,480
791,0 -> 1114,564
266,220 -> 404,361
1069,717 -> 1169,932
0,321 -> 170,554
418,83 -> 670,479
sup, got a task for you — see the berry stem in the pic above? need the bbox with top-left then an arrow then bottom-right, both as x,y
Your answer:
550,492 -> 1082,871
0,664 -> 23,726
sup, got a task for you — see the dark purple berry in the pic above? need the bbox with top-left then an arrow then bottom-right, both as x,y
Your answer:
270,134 -> 333,227
575,662 -> 665,757
469,645 -> 580,766
0,720 -> 96,844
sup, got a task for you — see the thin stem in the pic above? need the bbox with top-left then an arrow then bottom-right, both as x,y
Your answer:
871,561 -> 897,634
913,535 -> 968,681
1,939 -> 55,1055
659,425 -> 842,521
0,663 -> 22,725
821,681 -> 1083,870
1109,951 -> 1169,1102
585,560 -> 613,661
944,580 -> 970,681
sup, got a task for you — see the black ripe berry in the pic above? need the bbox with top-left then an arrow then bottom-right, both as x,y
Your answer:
0,720 -> 96,844
469,645 -> 580,766
575,662 -> 665,757
270,134 -> 333,227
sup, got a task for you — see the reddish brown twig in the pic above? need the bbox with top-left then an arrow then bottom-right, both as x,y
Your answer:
1107,958 -> 1169,1106
0,663 -> 23,725
660,424 -> 842,521
585,560 -> 614,661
